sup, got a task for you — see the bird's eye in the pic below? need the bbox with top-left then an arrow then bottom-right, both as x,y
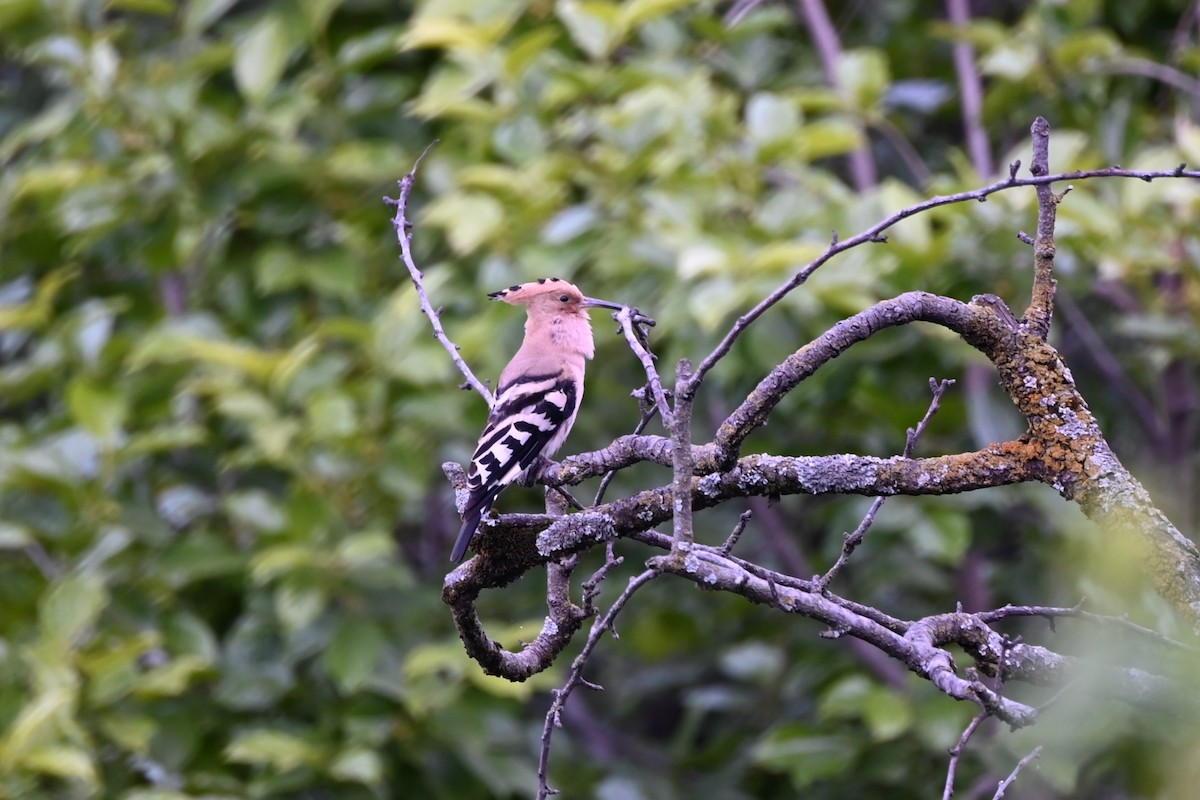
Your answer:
559,294 -> 570,302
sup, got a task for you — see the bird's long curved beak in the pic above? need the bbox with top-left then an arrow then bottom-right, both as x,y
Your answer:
582,296 -> 625,311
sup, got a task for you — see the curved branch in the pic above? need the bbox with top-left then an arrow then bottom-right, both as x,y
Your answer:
687,164 -> 1200,394
385,142 -> 494,404
714,291 -> 1006,460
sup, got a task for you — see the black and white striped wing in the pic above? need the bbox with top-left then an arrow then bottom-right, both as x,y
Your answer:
469,373 -> 578,491
450,374 -> 579,561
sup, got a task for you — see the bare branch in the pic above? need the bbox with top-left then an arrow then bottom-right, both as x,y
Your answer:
942,712 -> 988,800
992,745 -> 1044,799
719,509 -> 753,555
978,603 -> 1194,651
713,292 -> 1005,461
1024,117 -> 1058,339
536,568 -> 660,800
687,163 -> 1200,394
592,412 -> 656,507
722,0 -> 769,27
1058,291 -> 1166,448
386,142 -> 494,405
793,0 -> 877,190
819,377 -> 955,589
946,0 -> 993,176
613,306 -> 672,426
654,550 -> 1041,725
670,359 -> 695,552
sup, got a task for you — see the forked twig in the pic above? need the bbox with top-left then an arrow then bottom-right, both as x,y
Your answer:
536,568 -> 661,800
818,377 -> 956,589
385,141 -> 494,405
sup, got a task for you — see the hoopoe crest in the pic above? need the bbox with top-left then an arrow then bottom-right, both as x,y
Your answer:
451,278 -> 623,562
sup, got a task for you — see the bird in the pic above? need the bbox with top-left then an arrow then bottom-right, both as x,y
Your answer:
450,278 -> 623,562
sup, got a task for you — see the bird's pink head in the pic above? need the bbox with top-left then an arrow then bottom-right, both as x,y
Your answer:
488,278 -> 622,317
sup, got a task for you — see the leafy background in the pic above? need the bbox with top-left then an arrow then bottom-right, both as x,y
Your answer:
1,0 -> 1199,797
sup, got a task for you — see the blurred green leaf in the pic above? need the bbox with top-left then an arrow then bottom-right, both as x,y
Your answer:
182,0 -> 239,36
324,618 -> 385,692
752,724 -> 857,789
66,379 -> 126,445
557,0 -> 620,59
225,729 -> 324,771
234,14 -> 292,102
39,574 -> 107,650
0,269 -> 76,332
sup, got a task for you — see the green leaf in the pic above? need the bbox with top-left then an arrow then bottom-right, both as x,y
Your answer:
109,0 -> 175,13
556,0 -> 620,59
66,378 -> 126,445
324,619 -> 385,692
0,689 -> 77,765
39,574 -> 108,650
225,729 -> 323,771
617,0 -> 693,30
861,687 -> 912,741
306,391 -> 358,440
797,118 -> 864,160
0,521 -> 33,548
422,193 -> 505,255
329,747 -> 383,785
746,92 -> 800,145
0,268 -> 77,331
20,745 -> 96,784
182,0 -> 239,36
275,579 -> 326,633
225,490 -> 287,534
752,724 -> 857,789
133,654 -> 212,697
0,0 -> 41,31
836,48 -> 889,112
234,14 -> 291,102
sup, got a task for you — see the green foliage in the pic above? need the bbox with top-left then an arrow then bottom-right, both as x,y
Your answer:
1,0 -> 1199,797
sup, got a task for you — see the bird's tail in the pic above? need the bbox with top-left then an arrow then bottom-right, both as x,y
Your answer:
450,488 -> 500,562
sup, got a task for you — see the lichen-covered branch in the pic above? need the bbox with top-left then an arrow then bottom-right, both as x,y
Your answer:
416,122 -> 1200,789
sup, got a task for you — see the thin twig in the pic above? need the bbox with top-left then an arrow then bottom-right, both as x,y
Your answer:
1024,117 -> 1058,340
818,377 -> 955,589
793,0 -> 877,190
536,568 -> 660,800
614,307 -> 672,426
670,359 -> 695,551
720,510 -> 753,555
979,603 -> 1194,651
686,162 -> 1200,396
942,711 -> 988,800
722,0 -> 769,26
1102,56 -> 1200,100
385,142 -> 494,405
23,541 -> 61,581
592,410 -> 655,507
1057,291 -> 1166,448
992,745 -> 1043,799
946,0 -> 993,176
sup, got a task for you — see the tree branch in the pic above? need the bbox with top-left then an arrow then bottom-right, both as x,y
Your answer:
1024,116 -> 1058,339
687,163 -> 1200,395
818,377 -> 955,590
946,0 -> 993,176
669,359 -> 694,552
385,142 -> 494,405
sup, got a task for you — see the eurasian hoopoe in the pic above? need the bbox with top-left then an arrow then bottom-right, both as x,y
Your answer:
450,278 -> 623,562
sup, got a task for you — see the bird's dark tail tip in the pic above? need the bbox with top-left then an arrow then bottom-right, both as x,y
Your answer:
449,490 -> 498,562
450,511 -> 482,562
